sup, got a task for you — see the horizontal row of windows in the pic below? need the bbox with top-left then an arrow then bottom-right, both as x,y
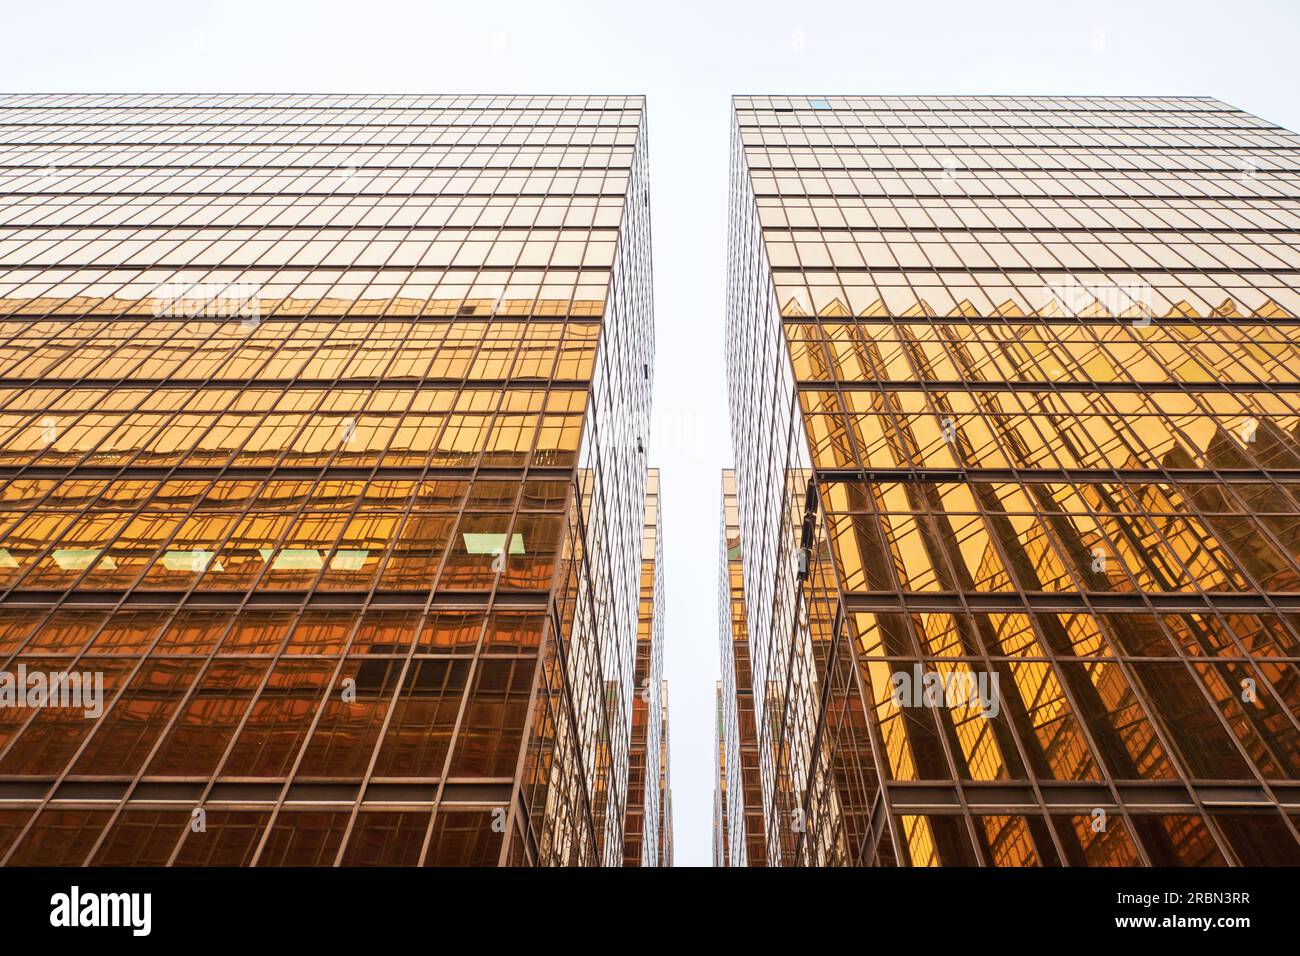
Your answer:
733,95 -> 1225,111
894,810 -> 1300,867
0,126 -> 639,149
0,278 -> 612,319
0,606 -> 545,656
0,476 -> 566,510
0,107 -> 642,126
740,127 -> 1298,152
757,195 -> 1300,232
0,807 -> 505,867
0,477 -> 567,513
825,484 -> 1300,596
825,477 -> 1300,519
766,230 -> 1300,272
0,146 -> 638,171
0,91 -> 643,109
0,229 -> 620,271
0,507 -> 565,591
736,107 -> 1276,130
2,384 -> 587,413
3,133 -> 640,162
800,390 -> 1300,472
746,145 -> 1300,173
0,409 -> 586,469
0,169 -> 634,197
751,168 -> 1300,201
0,193 -> 629,231
774,278 -> 1299,320
785,319 -> 1300,386
0,113 -> 642,132
0,320 -> 600,382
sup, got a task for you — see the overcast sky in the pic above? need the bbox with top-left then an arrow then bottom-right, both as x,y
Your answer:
4,0 -> 1300,867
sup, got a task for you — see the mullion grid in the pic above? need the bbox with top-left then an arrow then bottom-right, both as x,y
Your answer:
740,96 -> 1300,866
0,96 -> 641,866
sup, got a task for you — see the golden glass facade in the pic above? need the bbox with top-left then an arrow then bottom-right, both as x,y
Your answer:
0,93 -> 659,866
715,469 -> 766,865
622,469 -> 666,866
726,95 -> 1300,866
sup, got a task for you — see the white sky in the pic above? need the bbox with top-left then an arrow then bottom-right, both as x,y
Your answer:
4,0 -> 1300,867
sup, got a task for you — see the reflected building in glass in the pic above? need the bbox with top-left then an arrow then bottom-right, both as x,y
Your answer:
725,95 -> 1300,866
0,93 -> 661,866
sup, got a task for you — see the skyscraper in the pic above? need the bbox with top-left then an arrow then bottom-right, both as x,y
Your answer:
657,678 -> 674,867
0,93 -> 662,867
715,468 -> 765,866
623,468 -> 667,866
725,94 -> 1300,866
712,679 -> 728,866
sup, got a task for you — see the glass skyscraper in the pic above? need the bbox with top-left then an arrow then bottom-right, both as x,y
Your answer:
657,678 -> 674,867
0,93 -> 663,867
623,468 -> 667,866
714,468 -> 765,866
712,679 -> 728,866
724,94 -> 1300,866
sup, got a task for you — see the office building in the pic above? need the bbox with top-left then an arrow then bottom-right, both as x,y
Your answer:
623,469 -> 667,866
0,93 -> 658,866
725,94 -> 1300,866
715,469 -> 766,865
